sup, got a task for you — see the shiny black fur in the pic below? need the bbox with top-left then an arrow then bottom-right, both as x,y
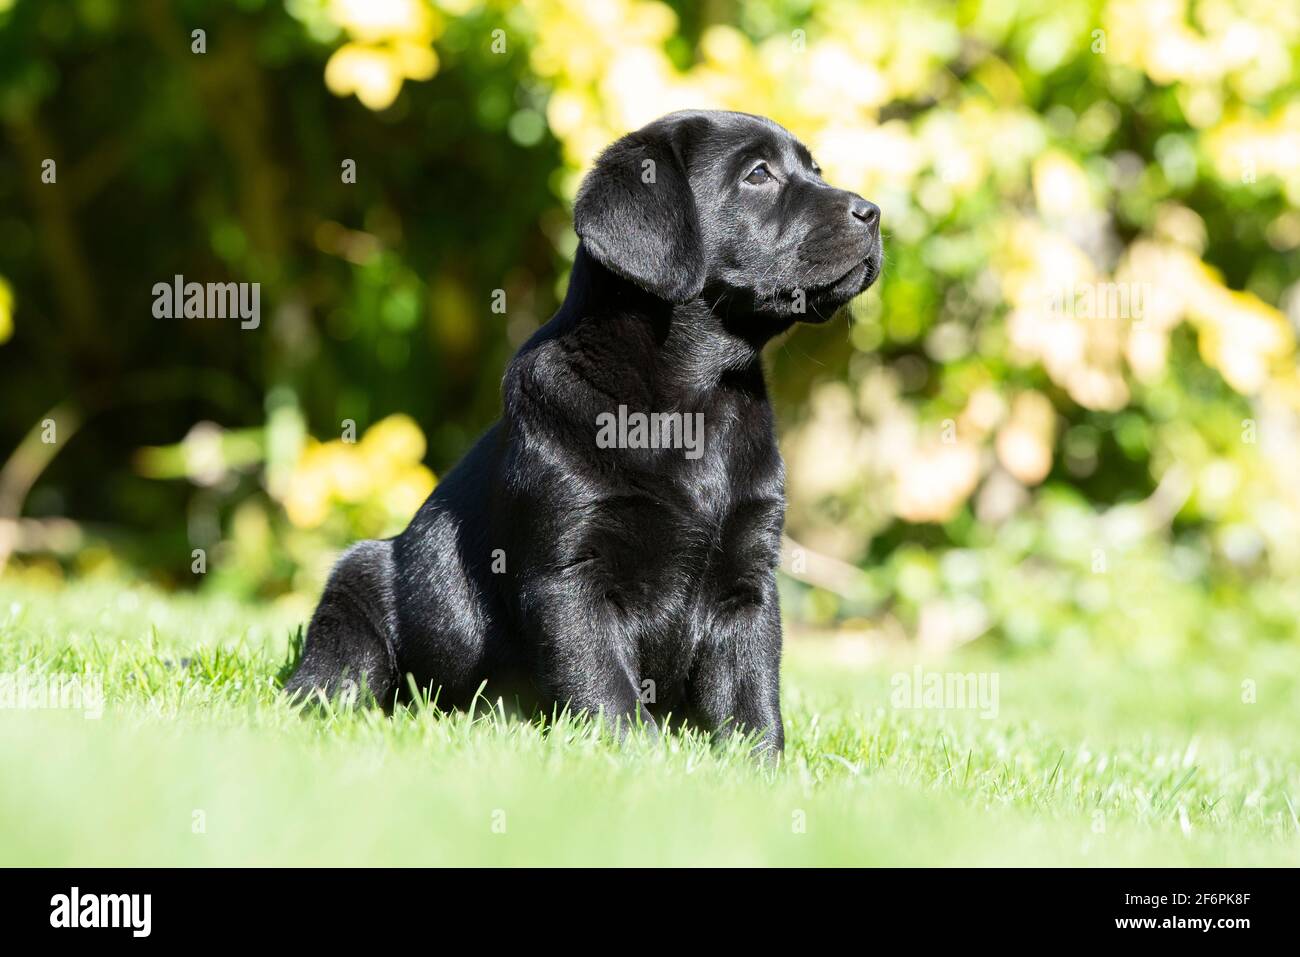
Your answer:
285,110 -> 882,756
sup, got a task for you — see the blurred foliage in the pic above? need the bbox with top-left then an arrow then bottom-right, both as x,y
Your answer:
1,0 -> 1298,657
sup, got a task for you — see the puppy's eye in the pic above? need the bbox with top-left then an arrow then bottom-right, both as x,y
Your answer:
743,163 -> 774,186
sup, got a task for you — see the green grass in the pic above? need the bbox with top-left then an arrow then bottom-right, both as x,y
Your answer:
1,577 -> 1298,866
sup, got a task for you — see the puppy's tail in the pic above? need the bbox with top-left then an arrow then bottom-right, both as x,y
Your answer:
283,539 -> 401,710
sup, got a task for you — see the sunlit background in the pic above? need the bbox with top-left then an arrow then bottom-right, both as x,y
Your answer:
1,0 -> 1298,663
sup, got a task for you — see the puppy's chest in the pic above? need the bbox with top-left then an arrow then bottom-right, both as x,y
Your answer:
585,441 -> 785,609
626,418 -> 782,539
618,481 -> 783,692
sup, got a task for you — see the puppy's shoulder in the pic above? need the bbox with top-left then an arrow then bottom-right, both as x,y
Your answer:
504,311 -> 642,417
501,332 -> 567,414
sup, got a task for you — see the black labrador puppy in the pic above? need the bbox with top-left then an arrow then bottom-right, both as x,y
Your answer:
285,110 -> 881,756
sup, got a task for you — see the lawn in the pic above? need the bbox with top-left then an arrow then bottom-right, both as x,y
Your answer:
1,577 -> 1297,866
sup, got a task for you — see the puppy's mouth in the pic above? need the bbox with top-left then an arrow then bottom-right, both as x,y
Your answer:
722,237 -> 882,325
827,254 -> 879,292
797,244 -> 881,321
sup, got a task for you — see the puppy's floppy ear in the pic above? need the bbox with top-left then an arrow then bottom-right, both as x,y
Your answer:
573,117 -> 706,304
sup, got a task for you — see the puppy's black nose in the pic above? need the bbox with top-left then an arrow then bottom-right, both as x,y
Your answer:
850,198 -> 880,230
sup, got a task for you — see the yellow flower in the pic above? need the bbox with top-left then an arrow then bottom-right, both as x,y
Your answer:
330,0 -> 432,42
322,0 -> 442,110
326,43 -> 411,110
282,415 -> 435,530
390,465 -> 437,520
360,414 -> 427,467
284,461 -> 332,529
0,277 -> 12,344
1193,285 -> 1292,395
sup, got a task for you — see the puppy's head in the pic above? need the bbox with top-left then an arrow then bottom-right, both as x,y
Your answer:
574,110 -> 881,323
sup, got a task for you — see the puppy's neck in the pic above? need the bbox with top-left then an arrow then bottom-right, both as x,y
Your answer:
559,245 -> 784,396
661,301 -> 772,394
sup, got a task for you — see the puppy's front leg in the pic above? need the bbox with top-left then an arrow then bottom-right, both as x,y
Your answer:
527,580 -> 657,741
687,590 -> 785,761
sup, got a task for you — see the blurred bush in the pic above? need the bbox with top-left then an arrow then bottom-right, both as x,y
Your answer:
1,0 -> 1298,657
